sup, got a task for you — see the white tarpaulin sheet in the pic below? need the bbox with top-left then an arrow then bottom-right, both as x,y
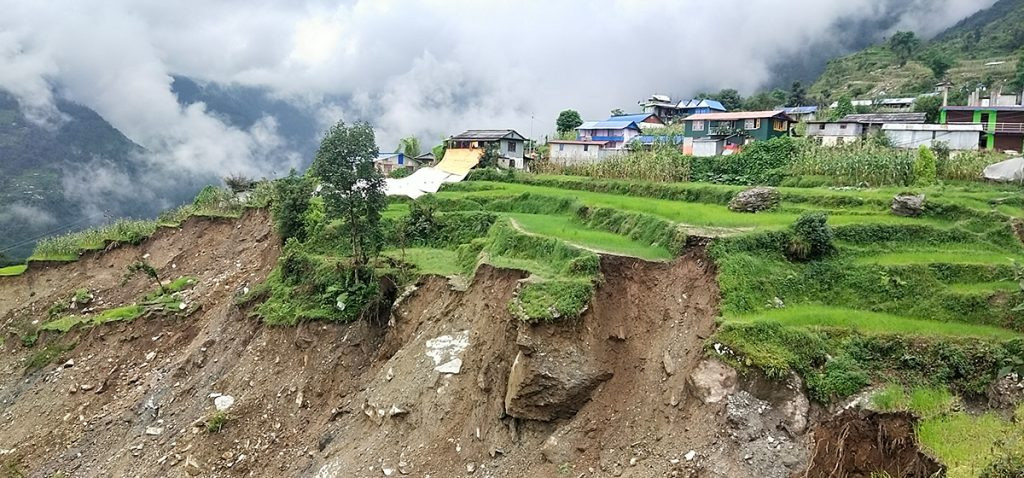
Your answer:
983,157 -> 1024,182
384,167 -> 467,198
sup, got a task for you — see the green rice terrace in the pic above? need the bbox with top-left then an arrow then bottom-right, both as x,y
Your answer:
8,159 -> 1024,475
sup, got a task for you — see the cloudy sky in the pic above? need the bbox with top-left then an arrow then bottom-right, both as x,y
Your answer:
0,0 -> 995,178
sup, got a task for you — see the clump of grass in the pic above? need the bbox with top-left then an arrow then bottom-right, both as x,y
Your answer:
30,219 -> 158,261
24,342 -> 75,373
0,264 -> 27,276
870,384 -> 956,419
206,411 -> 230,433
918,410 -> 1024,478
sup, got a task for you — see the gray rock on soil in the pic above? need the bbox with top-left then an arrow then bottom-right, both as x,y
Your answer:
504,348 -> 612,421
891,194 -> 926,216
728,187 -> 781,213
688,359 -> 738,404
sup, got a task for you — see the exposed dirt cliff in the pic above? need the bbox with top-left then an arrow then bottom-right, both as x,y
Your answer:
0,212 -> 935,478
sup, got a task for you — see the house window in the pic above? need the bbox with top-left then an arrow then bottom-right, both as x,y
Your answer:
818,124 -> 825,130
693,120 -> 705,131
559,144 -> 565,151
839,124 -> 847,129
507,141 -> 517,152
583,144 -> 589,152
772,120 -> 787,132
744,119 -> 760,129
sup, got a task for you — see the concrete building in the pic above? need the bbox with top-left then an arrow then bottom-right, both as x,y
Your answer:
446,129 -> 527,169
941,106 -> 1024,152
782,106 -> 818,123
806,112 -> 926,145
882,124 -> 983,150
638,95 -> 727,122
575,119 -> 643,150
547,140 -> 616,164
374,152 -> 429,175
683,110 -> 793,144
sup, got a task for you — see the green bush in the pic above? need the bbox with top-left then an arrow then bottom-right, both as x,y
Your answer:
791,212 -> 835,260
271,170 -> 314,243
913,145 -> 938,185
981,453 -> 1024,478
388,167 -> 413,179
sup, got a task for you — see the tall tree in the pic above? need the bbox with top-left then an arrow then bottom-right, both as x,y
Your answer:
787,81 -> 808,106
925,52 -> 953,79
743,89 -> 787,111
556,109 -> 583,134
396,136 -> 421,158
610,108 -> 625,116
889,31 -> 920,67
913,95 -> 942,123
310,121 -> 386,267
831,96 -> 856,121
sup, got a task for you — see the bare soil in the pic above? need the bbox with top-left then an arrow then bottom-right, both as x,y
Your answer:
0,212 -> 940,478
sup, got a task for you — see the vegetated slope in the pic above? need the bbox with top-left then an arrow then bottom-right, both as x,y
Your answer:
0,91 -> 146,263
810,0 -> 1024,102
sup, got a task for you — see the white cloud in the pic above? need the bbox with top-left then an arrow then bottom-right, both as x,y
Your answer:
0,0 -> 998,159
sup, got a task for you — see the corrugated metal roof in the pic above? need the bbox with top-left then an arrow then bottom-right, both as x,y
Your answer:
783,106 -> 818,114
840,113 -> 926,124
685,110 -> 789,121
608,113 -> 659,123
548,140 -> 609,145
577,120 -> 642,131
942,105 -> 1024,112
882,123 -> 983,131
450,129 -> 525,141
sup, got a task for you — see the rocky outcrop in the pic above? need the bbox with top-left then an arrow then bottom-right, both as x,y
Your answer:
891,193 -> 926,216
504,347 -> 612,421
728,187 -> 781,213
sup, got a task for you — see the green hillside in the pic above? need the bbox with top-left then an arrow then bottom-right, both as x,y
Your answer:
811,0 -> 1024,102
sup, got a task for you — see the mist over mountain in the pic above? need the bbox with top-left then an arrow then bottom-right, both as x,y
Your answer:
0,0 -> 999,262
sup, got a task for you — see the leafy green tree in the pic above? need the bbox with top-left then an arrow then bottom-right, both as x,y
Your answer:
610,108 -> 625,116
913,145 -> 937,185
396,136 -> 421,158
479,143 -> 501,168
310,121 -> 386,267
830,96 -> 855,121
431,137 -> 446,163
925,52 -> 953,78
698,89 -> 744,111
271,169 -> 313,243
556,110 -> 583,134
913,94 -> 943,123
787,81 -> 809,106
125,259 -> 165,295
888,31 -> 919,66
743,89 -> 786,111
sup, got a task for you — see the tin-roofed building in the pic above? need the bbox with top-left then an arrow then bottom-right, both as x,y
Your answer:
941,105 -> 1024,151
548,119 -> 643,164
805,112 -> 927,145
682,110 -> 793,144
608,113 -> 665,128
446,129 -> 527,169
638,95 -> 727,122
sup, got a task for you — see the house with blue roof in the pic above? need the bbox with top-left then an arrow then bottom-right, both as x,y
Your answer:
608,113 -> 665,128
638,94 -> 727,122
547,118 -> 643,164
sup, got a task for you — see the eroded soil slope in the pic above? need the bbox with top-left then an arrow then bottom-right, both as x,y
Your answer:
0,212 -> 933,478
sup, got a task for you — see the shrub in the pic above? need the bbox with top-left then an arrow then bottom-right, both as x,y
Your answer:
981,453 -> 1024,478
913,145 -> 937,185
223,174 -> 257,193
388,167 -> 413,179
271,170 -> 313,243
791,212 -> 834,260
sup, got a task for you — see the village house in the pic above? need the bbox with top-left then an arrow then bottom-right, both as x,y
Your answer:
681,110 -> 792,156
608,113 -> 665,128
882,123 -> 983,150
941,105 -> 1024,152
638,95 -> 727,122
548,118 -> 643,164
782,106 -> 818,123
446,129 -> 527,169
373,152 -> 429,175
805,112 -> 926,145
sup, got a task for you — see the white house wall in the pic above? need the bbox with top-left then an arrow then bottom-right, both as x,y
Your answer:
885,130 -> 979,150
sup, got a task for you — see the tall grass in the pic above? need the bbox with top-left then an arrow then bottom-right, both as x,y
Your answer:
788,143 -> 916,186
535,145 -> 690,182
31,219 -> 158,261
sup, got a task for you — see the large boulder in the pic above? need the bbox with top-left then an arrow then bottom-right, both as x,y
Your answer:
891,194 -> 925,217
728,187 -> 781,213
688,358 -> 738,404
504,348 -> 612,421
